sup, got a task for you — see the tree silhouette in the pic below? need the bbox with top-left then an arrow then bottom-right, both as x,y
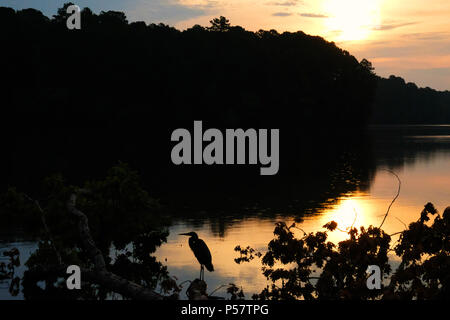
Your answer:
372,75 -> 450,124
1,163 -> 172,299
235,203 -> 450,300
208,16 -> 231,32
52,2 -> 75,25
360,58 -> 375,74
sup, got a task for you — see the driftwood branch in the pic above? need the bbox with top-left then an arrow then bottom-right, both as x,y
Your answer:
22,189 -> 167,300
64,190 -> 164,300
24,194 -> 63,265
23,189 -> 165,299
67,192 -> 106,271
24,264 -> 165,300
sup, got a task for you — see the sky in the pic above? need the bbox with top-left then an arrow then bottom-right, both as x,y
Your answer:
3,0 -> 450,91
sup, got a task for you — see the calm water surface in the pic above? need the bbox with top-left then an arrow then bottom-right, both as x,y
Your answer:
154,125 -> 450,298
2,125 -> 450,299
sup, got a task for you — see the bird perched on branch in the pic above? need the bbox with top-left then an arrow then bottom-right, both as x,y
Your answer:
179,232 -> 214,280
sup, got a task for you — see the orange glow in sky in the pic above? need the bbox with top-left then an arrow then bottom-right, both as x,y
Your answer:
173,0 -> 450,91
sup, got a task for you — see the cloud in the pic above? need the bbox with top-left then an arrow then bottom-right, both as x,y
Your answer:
272,12 -> 293,17
372,22 -> 418,31
351,42 -> 450,59
299,13 -> 328,18
266,1 -> 302,6
326,30 -> 343,37
403,32 -> 450,41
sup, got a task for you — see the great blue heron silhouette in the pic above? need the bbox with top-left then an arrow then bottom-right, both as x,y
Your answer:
179,232 -> 214,280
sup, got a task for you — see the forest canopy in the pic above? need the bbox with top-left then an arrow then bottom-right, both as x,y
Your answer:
1,3 -> 449,130
0,4 -> 377,131
372,75 -> 450,124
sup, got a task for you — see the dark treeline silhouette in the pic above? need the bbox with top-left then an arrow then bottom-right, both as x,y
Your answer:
0,4 -> 377,214
372,75 -> 450,124
0,6 -> 376,129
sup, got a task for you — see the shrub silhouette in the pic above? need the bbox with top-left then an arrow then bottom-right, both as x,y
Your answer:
236,203 -> 450,300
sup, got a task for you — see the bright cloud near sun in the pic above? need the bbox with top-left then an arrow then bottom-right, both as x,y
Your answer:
322,0 -> 382,41
172,0 -> 450,90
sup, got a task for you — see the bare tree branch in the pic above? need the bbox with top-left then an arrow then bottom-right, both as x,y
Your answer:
379,170 -> 401,229
24,194 -> 62,265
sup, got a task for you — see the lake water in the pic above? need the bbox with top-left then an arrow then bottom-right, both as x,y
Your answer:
2,125 -> 450,299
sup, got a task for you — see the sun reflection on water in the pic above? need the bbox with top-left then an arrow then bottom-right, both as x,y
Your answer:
154,156 -> 450,298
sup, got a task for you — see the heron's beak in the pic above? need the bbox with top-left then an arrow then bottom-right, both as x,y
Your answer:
179,233 -> 190,236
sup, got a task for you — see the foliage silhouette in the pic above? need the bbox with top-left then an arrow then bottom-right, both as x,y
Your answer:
208,16 -> 231,32
235,203 -> 450,300
0,4 -> 376,130
0,163 -> 171,299
0,248 -> 20,296
372,75 -> 450,124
